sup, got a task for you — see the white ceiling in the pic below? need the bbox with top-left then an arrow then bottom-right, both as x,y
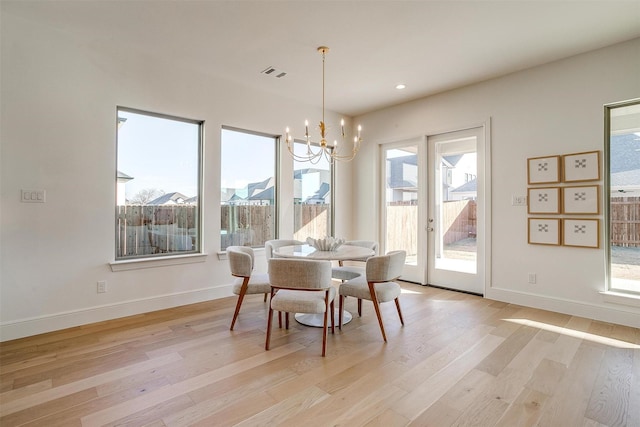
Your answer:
3,1 -> 640,116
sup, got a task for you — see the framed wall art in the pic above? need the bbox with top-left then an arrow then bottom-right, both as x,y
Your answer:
562,218 -> 599,248
527,155 -> 561,184
563,151 -> 600,182
528,218 -> 561,246
528,187 -> 561,214
562,185 -> 599,215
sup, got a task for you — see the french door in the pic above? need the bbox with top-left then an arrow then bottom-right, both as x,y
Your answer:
381,139 -> 426,284
381,126 -> 487,294
427,127 -> 485,294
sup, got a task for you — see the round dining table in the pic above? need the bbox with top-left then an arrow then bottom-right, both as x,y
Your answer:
272,243 -> 375,327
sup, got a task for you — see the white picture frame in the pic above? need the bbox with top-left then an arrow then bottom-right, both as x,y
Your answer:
563,151 -> 600,182
562,219 -> 599,248
562,185 -> 599,215
528,155 -> 561,184
528,187 -> 561,214
528,218 -> 561,246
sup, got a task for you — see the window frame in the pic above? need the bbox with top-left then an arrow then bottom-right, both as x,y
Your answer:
604,98 -> 640,296
292,139 -> 336,239
220,126 -> 279,251
115,106 -> 204,261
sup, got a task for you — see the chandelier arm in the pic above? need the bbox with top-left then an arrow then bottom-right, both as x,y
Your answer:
284,46 -> 362,164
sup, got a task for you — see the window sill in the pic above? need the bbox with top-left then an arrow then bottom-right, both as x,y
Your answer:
600,290 -> 640,308
110,253 -> 208,272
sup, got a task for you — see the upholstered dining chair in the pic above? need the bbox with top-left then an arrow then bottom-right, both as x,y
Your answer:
331,240 -> 379,281
265,239 -> 304,268
227,245 -> 271,331
265,258 -> 335,356
338,250 -> 406,342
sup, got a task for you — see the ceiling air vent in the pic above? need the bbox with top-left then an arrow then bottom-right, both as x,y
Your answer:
261,66 -> 287,78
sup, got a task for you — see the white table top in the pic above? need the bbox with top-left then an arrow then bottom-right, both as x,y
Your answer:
273,244 -> 374,261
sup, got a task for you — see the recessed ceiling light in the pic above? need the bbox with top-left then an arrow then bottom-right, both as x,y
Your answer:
395,84 -> 406,90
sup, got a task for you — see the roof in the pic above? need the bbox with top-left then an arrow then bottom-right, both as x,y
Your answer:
148,192 -> 190,205
451,178 -> 477,193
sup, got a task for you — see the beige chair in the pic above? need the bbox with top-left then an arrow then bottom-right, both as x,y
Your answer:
227,246 -> 271,330
338,250 -> 406,342
331,240 -> 379,281
265,239 -> 304,267
266,258 -> 335,356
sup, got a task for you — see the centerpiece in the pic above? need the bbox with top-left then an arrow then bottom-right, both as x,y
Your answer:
306,236 -> 345,251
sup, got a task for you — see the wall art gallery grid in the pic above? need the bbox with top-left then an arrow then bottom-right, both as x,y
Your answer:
527,151 -> 601,248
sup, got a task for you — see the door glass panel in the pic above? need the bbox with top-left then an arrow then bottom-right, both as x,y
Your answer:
385,146 -> 418,265
434,138 -> 477,274
608,100 -> 640,294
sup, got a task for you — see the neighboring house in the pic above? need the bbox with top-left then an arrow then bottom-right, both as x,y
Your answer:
450,178 -> 478,201
386,154 -> 477,202
148,192 -> 190,205
116,170 -> 133,206
386,154 -> 418,203
294,168 -> 331,204
305,182 -> 330,204
222,170 -> 331,206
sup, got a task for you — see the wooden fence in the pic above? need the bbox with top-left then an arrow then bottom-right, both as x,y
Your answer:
385,200 -> 477,255
117,196 -> 638,257
117,204 -> 330,256
611,196 -> 640,247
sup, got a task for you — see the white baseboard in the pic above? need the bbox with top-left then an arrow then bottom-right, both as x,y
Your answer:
0,285 -> 234,342
486,286 -> 640,328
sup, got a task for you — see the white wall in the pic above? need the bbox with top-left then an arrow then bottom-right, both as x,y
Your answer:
353,38 -> 640,328
0,13 -> 354,340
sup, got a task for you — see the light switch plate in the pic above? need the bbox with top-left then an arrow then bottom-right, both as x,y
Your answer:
21,189 -> 46,203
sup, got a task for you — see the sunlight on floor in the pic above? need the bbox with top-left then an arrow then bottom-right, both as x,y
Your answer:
505,318 -> 640,349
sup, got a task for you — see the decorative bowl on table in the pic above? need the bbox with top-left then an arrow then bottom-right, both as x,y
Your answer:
306,236 -> 345,251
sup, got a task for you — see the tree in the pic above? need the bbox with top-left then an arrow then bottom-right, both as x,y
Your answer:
129,188 -> 165,205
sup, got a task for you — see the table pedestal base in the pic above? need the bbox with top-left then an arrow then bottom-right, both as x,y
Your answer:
295,311 -> 352,328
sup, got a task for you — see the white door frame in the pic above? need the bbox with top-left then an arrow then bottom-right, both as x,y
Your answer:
377,120 -> 491,293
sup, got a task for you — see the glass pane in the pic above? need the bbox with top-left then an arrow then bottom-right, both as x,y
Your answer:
385,147 -> 418,265
220,128 -> 276,250
434,139 -> 477,273
116,109 -> 200,259
293,142 -> 332,240
609,101 -> 640,294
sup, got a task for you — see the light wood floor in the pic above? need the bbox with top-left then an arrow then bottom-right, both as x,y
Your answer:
1,282 -> 639,427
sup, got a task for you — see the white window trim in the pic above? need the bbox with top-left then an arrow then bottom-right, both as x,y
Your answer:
109,253 -> 207,272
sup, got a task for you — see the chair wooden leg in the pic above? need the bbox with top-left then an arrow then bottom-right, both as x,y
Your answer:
338,295 -> 344,330
285,312 -> 290,329
321,291 -> 329,356
230,278 -> 249,330
395,297 -> 404,325
265,306 -> 274,350
330,300 -> 335,334
357,299 -> 362,317
263,293 -> 267,302
368,282 -> 388,342
278,311 -> 282,328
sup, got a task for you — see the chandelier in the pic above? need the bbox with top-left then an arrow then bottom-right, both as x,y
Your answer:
285,46 -> 362,163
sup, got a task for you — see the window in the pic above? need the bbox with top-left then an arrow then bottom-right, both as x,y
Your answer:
221,127 -> 277,250
116,107 -> 202,260
606,99 -> 640,295
293,141 -> 333,240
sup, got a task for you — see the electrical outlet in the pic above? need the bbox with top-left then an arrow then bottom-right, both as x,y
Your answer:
528,273 -> 536,284
97,281 -> 107,293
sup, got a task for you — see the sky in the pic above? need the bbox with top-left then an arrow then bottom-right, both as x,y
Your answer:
118,110 -> 199,199
118,112 -> 330,202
